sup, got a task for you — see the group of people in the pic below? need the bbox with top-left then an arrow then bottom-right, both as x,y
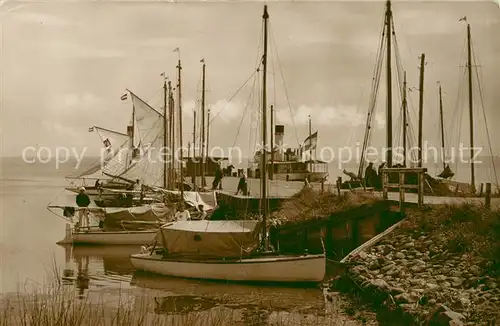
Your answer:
363,161 -> 387,189
173,202 -> 208,221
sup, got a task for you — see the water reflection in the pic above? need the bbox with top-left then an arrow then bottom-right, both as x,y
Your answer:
60,244 -> 140,297
130,271 -> 328,325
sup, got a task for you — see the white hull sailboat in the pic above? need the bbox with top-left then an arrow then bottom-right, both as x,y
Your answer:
60,225 -> 158,245
130,6 -> 326,284
130,252 -> 325,282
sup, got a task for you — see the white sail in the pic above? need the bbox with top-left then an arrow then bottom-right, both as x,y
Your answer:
117,91 -> 166,186
71,126 -> 132,180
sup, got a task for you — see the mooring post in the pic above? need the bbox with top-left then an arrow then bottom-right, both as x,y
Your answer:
382,169 -> 388,200
399,171 -> 405,217
418,170 -> 424,207
336,177 -> 341,196
479,183 -> 484,197
321,179 -> 325,193
485,183 -> 491,209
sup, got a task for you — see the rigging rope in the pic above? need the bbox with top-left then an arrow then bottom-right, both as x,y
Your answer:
471,42 -> 499,188
209,70 -> 259,124
269,21 -> 300,147
358,12 -> 386,177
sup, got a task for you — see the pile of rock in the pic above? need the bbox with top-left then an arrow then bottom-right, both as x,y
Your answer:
344,231 -> 500,324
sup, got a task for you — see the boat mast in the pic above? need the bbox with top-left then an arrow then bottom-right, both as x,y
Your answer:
466,23 -> 475,191
168,81 -> 174,190
206,108 -> 210,171
192,110 -> 197,189
177,55 -> 184,200
385,0 -> 393,167
201,59 -> 207,187
418,53 -> 425,168
438,82 -> 446,169
163,77 -> 168,189
270,105 -> 274,180
402,71 -> 407,167
261,5 -> 269,249
308,115 -> 312,172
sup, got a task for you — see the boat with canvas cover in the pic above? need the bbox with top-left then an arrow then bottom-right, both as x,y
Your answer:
130,220 -> 325,283
50,190 -> 215,245
130,5 -> 326,284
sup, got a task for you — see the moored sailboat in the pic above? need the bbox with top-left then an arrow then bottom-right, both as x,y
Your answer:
130,5 -> 326,283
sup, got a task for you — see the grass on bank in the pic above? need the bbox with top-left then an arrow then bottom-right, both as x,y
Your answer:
402,203 -> 500,276
270,188 -> 382,227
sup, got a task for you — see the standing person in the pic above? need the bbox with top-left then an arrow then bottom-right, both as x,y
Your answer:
364,162 -> 377,188
235,171 -> 248,195
76,187 -> 91,228
212,163 -> 223,190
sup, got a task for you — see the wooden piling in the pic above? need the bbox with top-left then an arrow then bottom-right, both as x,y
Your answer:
485,183 -> 491,209
336,177 -> 342,196
479,183 -> 484,197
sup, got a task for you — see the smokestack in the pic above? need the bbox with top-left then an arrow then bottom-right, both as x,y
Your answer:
275,125 -> 284,161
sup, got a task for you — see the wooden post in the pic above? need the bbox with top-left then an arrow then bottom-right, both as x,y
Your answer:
336,177 -> 342,196
399,171 -> 405,217
321,179 -> 325,193
479,183 -> 484,197
485,183 -> 491,209
418,170 -> 424,207
382,169 -> 388,200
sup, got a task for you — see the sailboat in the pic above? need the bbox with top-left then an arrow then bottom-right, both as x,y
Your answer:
129,6 -> 326,283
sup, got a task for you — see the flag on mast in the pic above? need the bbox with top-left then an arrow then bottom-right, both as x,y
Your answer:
200,58 -> 204,63
88,127 -> 95,132
459,16 -> 467,22
173,47 -> 180,52
120,93 -> 128,101
300,131 -> 318,152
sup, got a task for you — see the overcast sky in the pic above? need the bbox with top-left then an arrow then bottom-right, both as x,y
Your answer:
1,0 -> 499,159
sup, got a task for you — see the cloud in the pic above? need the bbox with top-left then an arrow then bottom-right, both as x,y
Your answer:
43,41 -> 125,59
4,10 -> 71,26
275,104 -> 385,129
209,99 -> 245,122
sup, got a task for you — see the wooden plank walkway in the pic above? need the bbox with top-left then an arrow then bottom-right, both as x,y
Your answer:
202,176 -> 499,208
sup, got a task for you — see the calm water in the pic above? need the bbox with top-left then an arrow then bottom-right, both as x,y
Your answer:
0,156 -> 497,324
0,157 -> 368,325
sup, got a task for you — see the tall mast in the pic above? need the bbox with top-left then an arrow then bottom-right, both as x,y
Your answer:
192,110 -> 197,188
385,0 -> 393,167
168,81 -> 174,190
206,108 -> 210,170
438,82 -> 446,169
201,59 -> 206,187
467,23 -> 475,191
270,105 -> 274,180
308,115 -> 312,172
418,53 -> 425,168
163,77 -> 168,189
261,5 -> 269,249
402,71 -> 407,167
177,56 -> 184,199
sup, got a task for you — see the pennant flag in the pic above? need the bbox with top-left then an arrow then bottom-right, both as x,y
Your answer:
121,93 -> 128,101
200,58 -> 205,63
173,47 -> 180,52
459,16 -> 467,22
160,72 -> 165,77
301,131 -> 318,152
88,127 -> 95,132
103,138 -> 111,148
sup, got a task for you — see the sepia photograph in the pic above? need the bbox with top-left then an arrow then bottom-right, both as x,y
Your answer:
1,0 -> 499,324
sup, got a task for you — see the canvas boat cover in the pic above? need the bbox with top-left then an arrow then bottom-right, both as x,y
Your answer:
157,220 -> 262,258
103,204 -> 171,230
